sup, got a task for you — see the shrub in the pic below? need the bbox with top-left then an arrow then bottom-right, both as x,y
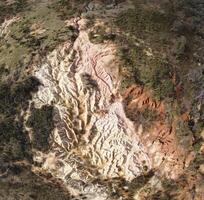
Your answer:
54,0 -> 87,19
128,170 -> 155,197
189,153 -> 204,170
115,7 -> 174,38
0,77 -> 40,116
80,73 -> 98,91
115,4 -> 176,101
154,79 -> 175,100
125,106 -> 158,132
0,166 -> 71,200
173,35 -> 187,58
0,117 -> 32,163
0,76 -> 40,163
27,105 -> 54,152
175,119 -> 193,149
88,25 -> 116,44
139,59 -> 175,100
0,1 -> 28,23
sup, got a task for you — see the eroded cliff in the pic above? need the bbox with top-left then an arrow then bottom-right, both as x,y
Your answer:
0,0 -> 204,200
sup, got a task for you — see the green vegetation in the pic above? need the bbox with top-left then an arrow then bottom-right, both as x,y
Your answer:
115,8 -> 173,39
0,0 -> 203,199
0,0 -> 74,163
0,77 -> 40,116
89,25 -> 116,44
188,153 -> 204,172
0,166 -> 71,200
102,170 -> 154,200
27,105 -> 54,152
54,0 -> 87,19
114,0 -> 204,155
114,5 -> 176,99
173,66 -> 204,150
158,178 -> 178,200
0,0 -> 87,198
186,68 -> 204,144
124,106 -> 158,131
0,118 -> 29,162
174,112 -> 204,152
140,59 -> 175,100
81,73 -> 99,91
173,35 -> 187,59
0,0 -> 78,72
0,0 -> 29,23
118,52 -> 174,98
0,77 -> 40,163
129,170 -> 154,191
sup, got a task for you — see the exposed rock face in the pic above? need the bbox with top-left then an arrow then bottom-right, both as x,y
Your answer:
23,1 -> 203,199
30,13 -> 151,197
122,85 -> 188,179
1,0 -> 204,199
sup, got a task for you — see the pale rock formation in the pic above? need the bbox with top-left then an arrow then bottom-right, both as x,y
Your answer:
30,11 -> 151,198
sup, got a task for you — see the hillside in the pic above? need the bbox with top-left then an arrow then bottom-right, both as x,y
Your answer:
0,0 -> 203,199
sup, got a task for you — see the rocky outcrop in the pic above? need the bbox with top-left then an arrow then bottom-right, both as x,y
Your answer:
29,6 -> 151,198
1,0 -> 203,199
122,84 -> 190,179
24,1 -> 203,199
